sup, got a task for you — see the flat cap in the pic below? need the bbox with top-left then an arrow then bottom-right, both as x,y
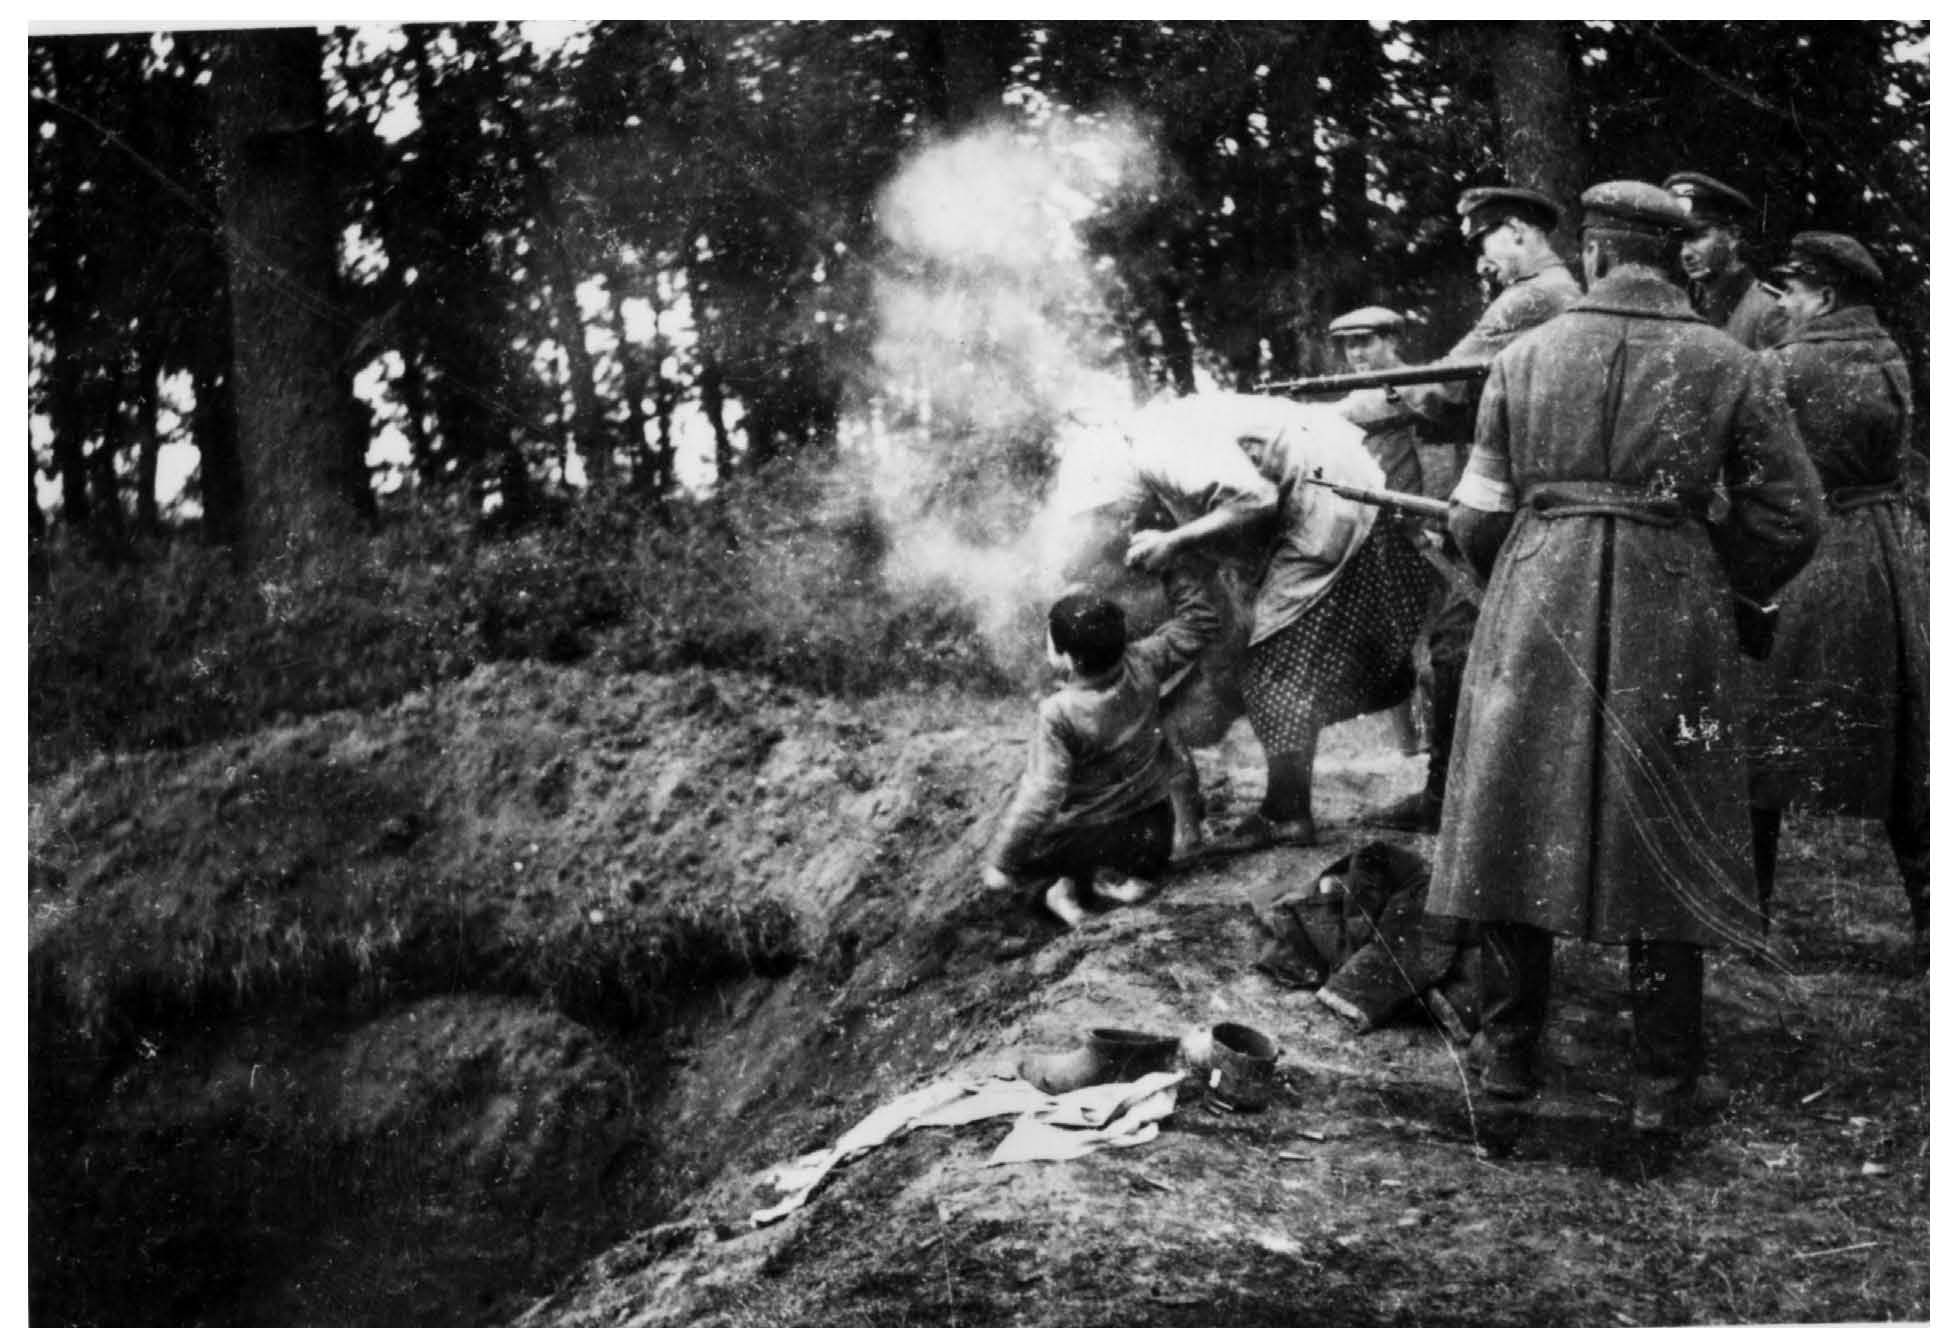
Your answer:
1580,180 -> 1693,237
1662,172 -> 1756,225
1774,231 -> 1883,292
1457,186 -> 1562,241
1328,305 -> 1406,337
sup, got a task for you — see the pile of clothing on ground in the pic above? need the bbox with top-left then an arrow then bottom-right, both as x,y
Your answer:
1253,840 -> 1485,1040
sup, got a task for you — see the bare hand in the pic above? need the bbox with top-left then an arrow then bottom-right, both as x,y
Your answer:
1125,529 -> 1177,572
981,864 -> 1017,894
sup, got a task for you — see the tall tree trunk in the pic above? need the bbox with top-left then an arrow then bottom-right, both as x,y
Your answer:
192,317 -> 246,551
29,458 -> 51,602
687,243 -> 735,486
44,43 -> 90,528
605,283 -> 654,498
1263,31 -> 1329,380
648,279 -> 679,508
467,27 -> 610,490
48,354 -> 90,528
697,347 -> 731,487
1153,256 -> 1198,397
214,25 -> 361,569
333,344 -> 377,521
911,22 -> 1019,128
1326,23 -> 1383,316
495,353 -> 537,526
400,25 -> 510,502
131,346 -> 162,533
552,348 -> 573,487
84,378 -> 127,549
393,350 -> 436,486
1487,22 -> 1588,252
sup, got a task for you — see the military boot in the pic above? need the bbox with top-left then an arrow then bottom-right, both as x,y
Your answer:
1468,1034 -> 1541,1101
1020,1027 -> 1179,1095
1631,1074 -> 1730,1137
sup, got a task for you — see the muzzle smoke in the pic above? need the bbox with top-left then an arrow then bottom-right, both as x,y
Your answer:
854,111 -> 1162,662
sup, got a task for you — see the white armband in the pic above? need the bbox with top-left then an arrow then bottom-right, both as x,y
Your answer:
1451,468 -> 1517,514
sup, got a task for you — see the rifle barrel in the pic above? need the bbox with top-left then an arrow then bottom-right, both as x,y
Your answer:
1308,474 -> 1451,524
1261,360 -> 1492,399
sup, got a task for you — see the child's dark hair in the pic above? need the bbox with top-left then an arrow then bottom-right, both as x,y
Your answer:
1048,591 -> 1127,676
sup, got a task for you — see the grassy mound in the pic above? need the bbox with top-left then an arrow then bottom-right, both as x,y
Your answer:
29,475 -> 1016,782
28,669 -> 806,1055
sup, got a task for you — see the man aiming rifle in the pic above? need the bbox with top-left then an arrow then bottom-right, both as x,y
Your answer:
1284,186 -> 1586,836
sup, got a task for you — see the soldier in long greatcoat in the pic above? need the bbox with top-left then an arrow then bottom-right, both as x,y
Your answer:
1427,182 -> 1823,1135
1746,232 -> 1929,949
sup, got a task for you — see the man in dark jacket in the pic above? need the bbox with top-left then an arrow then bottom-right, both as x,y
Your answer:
1427,181 -> 1823,1135
1329,305 -> 1429,495
1747,232 -> 1928,951
1364,186 -> 1582,834
1663,171 -> 1787,349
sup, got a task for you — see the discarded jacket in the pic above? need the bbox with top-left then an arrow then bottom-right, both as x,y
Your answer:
1253,841 -> 1481,1035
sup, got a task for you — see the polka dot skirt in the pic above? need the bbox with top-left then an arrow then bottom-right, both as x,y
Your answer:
1242,514 -> 1439,756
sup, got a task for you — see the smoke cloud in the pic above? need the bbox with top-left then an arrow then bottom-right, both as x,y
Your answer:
853,111 -> 1163,662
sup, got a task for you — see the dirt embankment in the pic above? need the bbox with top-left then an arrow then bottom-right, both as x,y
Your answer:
28,663 -> 1930,1326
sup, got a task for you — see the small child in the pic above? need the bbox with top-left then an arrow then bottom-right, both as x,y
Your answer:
982,563 -> 1221,928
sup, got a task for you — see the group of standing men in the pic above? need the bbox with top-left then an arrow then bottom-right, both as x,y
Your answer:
1024,168 -> 1923,1137
1319,173 -> 1927,1132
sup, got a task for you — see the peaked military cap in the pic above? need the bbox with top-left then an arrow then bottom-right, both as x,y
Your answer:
1328,305 -> 1406,337
1662,172 -> 1756,225
1580,180 -> 1694,237
1774,231 -> 1883,292
1457,186 -> 1562,241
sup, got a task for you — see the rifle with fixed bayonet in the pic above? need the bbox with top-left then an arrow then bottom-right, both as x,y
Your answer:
1258,359 -> 1492,399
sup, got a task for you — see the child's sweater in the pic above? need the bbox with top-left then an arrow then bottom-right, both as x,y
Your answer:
987,565 -> 1220,874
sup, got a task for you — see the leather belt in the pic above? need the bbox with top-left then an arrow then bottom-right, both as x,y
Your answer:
1827,480 -> 1903,513
1518,480 -> 1693,528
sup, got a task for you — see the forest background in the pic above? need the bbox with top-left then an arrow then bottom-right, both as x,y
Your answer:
25,20 -> 1931,774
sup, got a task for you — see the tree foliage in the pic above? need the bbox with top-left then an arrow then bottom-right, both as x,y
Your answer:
27,20 -> 1930,544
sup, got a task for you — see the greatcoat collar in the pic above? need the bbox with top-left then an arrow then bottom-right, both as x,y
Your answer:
1768,304 -> 1891,349
1690,264 -> 1756,326
1567,265 -> 1704,323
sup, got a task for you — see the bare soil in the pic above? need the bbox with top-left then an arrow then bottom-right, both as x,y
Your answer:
27,662 -> 1929,1325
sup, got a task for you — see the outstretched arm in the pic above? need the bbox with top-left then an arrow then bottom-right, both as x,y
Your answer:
1125,493 -> 1277,573
1131,558 -> 1223,684
1400,285 -> 1559,437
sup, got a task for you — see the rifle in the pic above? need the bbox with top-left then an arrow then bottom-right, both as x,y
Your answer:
1258,360 -> 1492,399
1307,472 -> 1452,528
1314,473 -> 1785,660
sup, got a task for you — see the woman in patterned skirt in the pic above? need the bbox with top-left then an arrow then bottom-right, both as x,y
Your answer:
1127,393 -> 1438,844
